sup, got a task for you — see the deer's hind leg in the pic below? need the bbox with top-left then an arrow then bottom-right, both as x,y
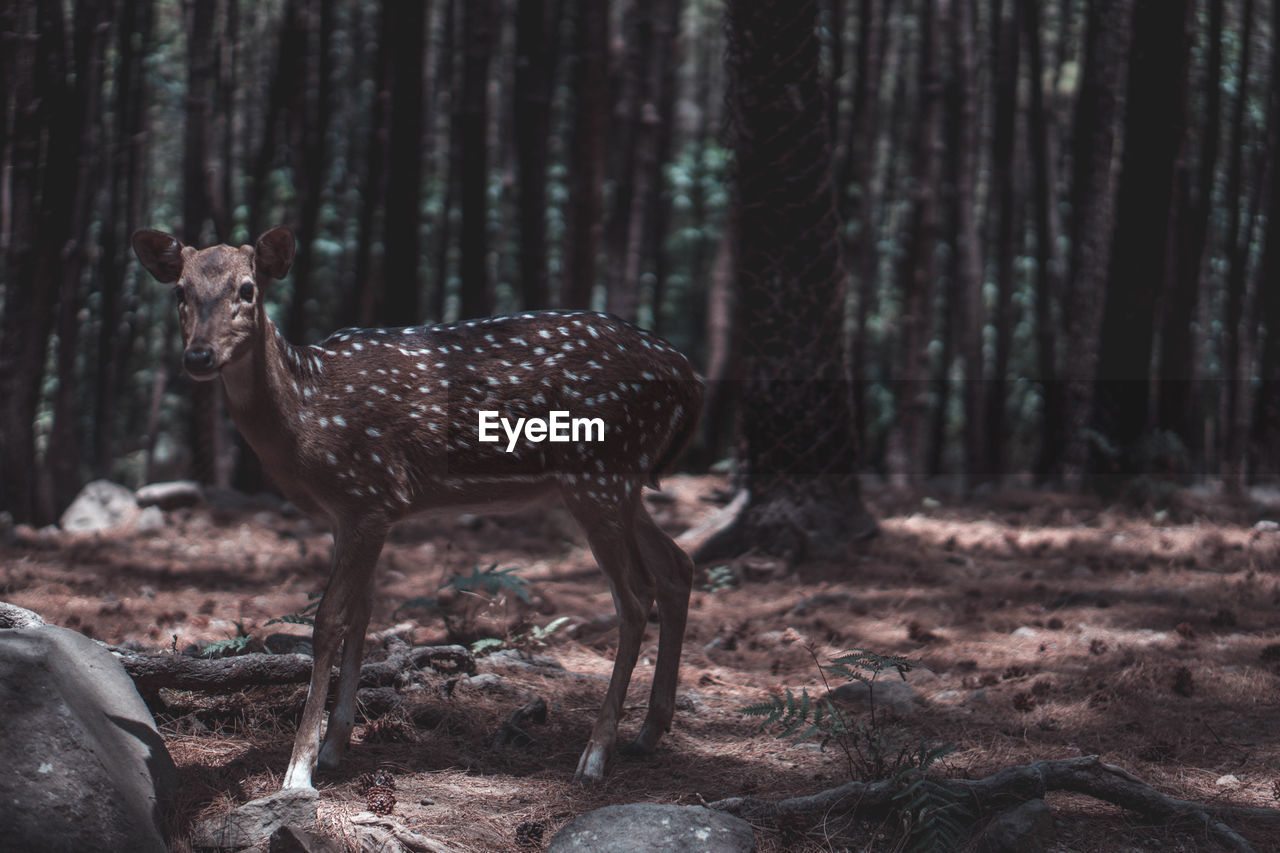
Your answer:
563,487 -> 653,784
622,503 -> 693,755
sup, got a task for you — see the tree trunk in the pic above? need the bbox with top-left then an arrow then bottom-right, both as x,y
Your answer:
951,0 -> 984,490
1156,0 -> 1222,478
94,0 -> 154,477
0,1 -> 70,522
704,0 -> 877,562
1060,0 -> 1132,491
1091,0 -> 1191,488
1252,0 -> 1280,480
381,0 -> 427,325
47,0 -> 111,515
562,0 -> 609,309
983,0 -> 1020,486
1024,0 -> 1065,483
458,0 -> 494,320
1220,0 -> 1257,496
885,0 -> 947,491
513,0 -> 556,310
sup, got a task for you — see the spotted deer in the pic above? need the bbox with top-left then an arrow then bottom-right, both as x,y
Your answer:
132,226 -> 702,787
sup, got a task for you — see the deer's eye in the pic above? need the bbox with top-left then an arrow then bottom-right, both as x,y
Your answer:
172,284 -> 186,303
238,281 -> 255,304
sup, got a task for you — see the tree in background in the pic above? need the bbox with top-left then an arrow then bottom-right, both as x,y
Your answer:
702,0 -> 877,560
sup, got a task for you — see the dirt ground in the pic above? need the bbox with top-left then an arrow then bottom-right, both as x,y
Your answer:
5,475 -> 1280,851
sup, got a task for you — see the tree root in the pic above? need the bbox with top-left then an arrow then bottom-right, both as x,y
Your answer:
112,638 -> 476,695
709,755 -> 1280,852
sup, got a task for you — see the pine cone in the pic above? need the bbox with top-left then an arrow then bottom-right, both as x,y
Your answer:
515,820 -> 545,847
366,785 -> 396,816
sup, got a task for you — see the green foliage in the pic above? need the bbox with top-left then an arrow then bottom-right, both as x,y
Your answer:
469,615 -> 573,655
702,564 -> 736,593
440,562 -> 532,604
742,647 -> 967,849
890,743 -> 971,853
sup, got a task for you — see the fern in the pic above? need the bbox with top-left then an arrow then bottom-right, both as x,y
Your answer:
891,744 -> 970,853
199,634 -> 252,658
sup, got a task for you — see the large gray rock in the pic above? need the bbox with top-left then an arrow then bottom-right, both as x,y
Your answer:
0,624 -> 178,852
826,678 -> 926,715
59,479 -> 141,533
548,804 -> 755,853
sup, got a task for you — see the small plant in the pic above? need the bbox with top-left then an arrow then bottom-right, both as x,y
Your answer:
742,646 -> 967,851
702,564 -> 736,592
471,615 -> 573,655
441,562 -> 532,603
198,621 -> 252,658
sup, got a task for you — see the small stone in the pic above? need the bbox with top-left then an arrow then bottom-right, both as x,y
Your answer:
1215,774 -> 1241,787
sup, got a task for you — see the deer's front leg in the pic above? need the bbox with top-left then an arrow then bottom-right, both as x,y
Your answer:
317,582 -> 375,771
282,523 -> 386,790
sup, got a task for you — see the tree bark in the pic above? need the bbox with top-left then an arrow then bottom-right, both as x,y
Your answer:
1060,0 -> 1132,491
513,0 -> 556,310
1091,0 -> 1191,488
458,0 -> 495,321
561,0 -> 609,309
1252,0 -> 1280,480
704,0 -> 877,562
885,0 -> 947,490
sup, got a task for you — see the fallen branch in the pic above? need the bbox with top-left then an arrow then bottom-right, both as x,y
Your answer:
709,755 -> 1280,853
113,642 -> 476,695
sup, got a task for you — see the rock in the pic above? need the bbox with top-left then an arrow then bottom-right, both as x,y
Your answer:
0,601 -> 45,628
1253,520 -> 1279,533
59,479 -> 140,533
136,479 -> 205,510
0,624 -> 178,853
464,673 -> 508,692
349,812 -> 462,852
136,505 -> 168,533
976,798 -> 1054,853
548,804 -> 755,853
827,679 -> 926,715
193,788 -> 319,850
1215,774 -> 1241,787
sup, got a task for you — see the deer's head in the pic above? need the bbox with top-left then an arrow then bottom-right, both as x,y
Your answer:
132,226 -> 295,380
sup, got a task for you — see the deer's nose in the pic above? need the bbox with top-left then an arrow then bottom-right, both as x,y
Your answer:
184,343 -> 217,376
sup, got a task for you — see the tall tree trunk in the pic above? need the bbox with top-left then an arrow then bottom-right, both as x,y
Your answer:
952,0 -> 984,490
513,0 -> 556,310
381,0 -> 427,324
845,0 -> 887,457
1092,0 -> 1191,487
1252,0 -> 1280,480
1220,0 -> 1256,496
47,0 -> 112,514
287,0 -> 336,343
458,0 -> 494,320
704,0 -> 877,561
1060,0 -> 1132,491
347,0 -> 395,328
562,0 -> 609,308
184,0 -> 226,486
94,0 -> 154,477
886,0 -> 947,490
982,0 -> 1020,486
1024,0 -> 1065,483
0,1 -> 72,522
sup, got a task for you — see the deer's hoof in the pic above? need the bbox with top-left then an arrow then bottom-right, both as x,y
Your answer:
573,747 -> 608,785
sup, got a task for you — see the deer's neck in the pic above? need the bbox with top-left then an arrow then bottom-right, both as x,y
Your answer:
219,318 -> 307,464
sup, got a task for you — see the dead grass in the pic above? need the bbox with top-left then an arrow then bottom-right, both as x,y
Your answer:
4,476 -> 1280,850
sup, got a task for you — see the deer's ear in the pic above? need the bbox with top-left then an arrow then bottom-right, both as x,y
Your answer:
255,226 -> 295,280
132,230 -> 186,283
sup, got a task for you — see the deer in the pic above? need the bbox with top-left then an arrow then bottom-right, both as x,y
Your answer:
132,226 -> 702,789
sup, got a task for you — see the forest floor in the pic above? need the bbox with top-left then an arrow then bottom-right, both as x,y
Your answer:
5,475 -> 1280,851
